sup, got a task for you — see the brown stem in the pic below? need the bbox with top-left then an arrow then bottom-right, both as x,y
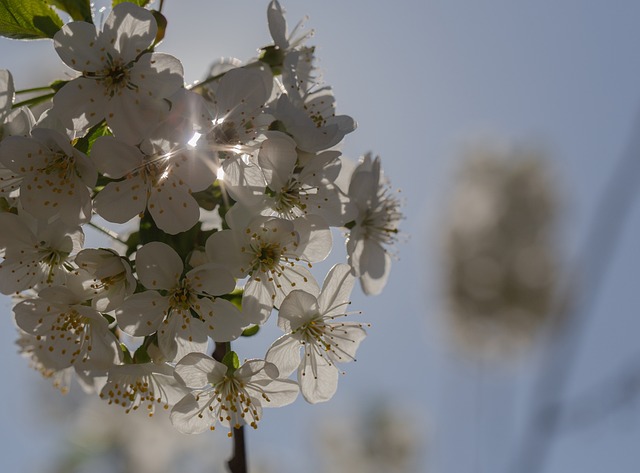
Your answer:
227,425 -> 248,473
212,342 -> 249,473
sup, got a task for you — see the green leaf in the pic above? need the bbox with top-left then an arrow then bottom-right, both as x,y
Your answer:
222,350 -> 240,371
46,0 -> 91,22
150,9 -> 166,47
112,0 -> 152,7
74,120 -> 110,154
133,344 -> 151,364
0,0 -> 63,39
241,325 -> 260,337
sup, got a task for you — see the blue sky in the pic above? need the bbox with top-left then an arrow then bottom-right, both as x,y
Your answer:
2,1 -> 640,472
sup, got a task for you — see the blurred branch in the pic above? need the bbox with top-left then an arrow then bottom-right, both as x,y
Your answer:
553,350 -> 640,433
508,109 -> 640,473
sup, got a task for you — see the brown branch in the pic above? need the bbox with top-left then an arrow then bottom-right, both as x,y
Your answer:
212,342 -> 249,473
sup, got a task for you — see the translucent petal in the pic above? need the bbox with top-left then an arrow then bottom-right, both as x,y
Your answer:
93,175 -> 147,224
54,21 -> 101,72
174,352 -> 224,388
318,263 -> 355,317
102,3 -> 156,63
298,353 -> 339,404
116,291 -> 168,336
136,241 -> 183,290
265,334 -> 301,377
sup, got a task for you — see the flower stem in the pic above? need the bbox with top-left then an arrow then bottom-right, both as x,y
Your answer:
227,426 -> 248,473
12,92 -> 55,109
14,85 -> 53,95
212,342 -> 249,473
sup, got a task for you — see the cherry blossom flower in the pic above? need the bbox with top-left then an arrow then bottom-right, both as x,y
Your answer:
266,263 -> 367,403
99,362 -> 187,416
75,248 -> 136,311
13,272 -> 122,371
345,154 -> 402,295
272,49 -> 356,152
0,211 -> 83,294
51,3 -> 184,141
267,0 -> 314,53
91,135 -> 216,234
0,127 -> 97,224
205,214 -> 331,324
227,131 -> 343,225
116,241 -> 243,361
170,353 -> 298,435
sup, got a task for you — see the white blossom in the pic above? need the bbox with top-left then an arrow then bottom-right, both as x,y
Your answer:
0,128 -> 97,224
266,263 -> 367,403
205,214 -> 331,324
51,3 -> 184,141
345,154 -> 402,295
170,353 -> 298,435
116,241 -> 243,361
13,272 -> 122,371
0,211 -> 83,294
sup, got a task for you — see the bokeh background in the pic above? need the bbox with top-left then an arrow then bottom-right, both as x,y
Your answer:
3,1 -> 640,472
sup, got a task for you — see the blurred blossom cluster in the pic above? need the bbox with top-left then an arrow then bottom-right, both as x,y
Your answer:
443,146 -> 559,358
0,0 -> 402,435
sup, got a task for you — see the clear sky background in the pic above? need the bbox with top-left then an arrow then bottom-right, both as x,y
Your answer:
2,1 -> 640,472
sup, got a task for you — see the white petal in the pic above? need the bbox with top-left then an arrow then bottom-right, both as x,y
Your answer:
93,176 -> 147,224
187,263 -> 236,297
170,392 -> 215,434
278,289 -> 318,331
53,21 -> 101,72
51,78 -> 106,131
116,291 -> 168,336
357,242 -> 391,296
174,352 -> 224,388
91,136 -> 144,177
265,335 -> 301,377
251,378 -> 299,408
242,278 -> 275,324
158,310 -> 208,361
298,353 -> 339,404
132,53 -> 184,98
147,177 -> 200,234
102,3 -> 156,63
196,297 -> 245,343
293,215 -> 332,262
258,131 -> 297,191
136,241 -> 182,290
318,263 -> 355,317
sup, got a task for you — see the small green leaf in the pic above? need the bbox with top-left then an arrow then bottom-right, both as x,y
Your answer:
120,343 -> 133,364
46,0 -> 91,22
112,0 -> 152,7
124,231 -> 140,257
150,9 -> 166,47
133,344 -> 151,364
241,325 -> 260,337
0,0 -> 63,39
221,288 -> 243,310
222,350 -> 240,371
74,120 -> 110,154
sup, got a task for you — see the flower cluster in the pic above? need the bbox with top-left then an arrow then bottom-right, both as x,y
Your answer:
0,1 -> 401,435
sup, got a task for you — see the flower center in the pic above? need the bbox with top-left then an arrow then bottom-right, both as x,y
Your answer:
169,279 -> 195,311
